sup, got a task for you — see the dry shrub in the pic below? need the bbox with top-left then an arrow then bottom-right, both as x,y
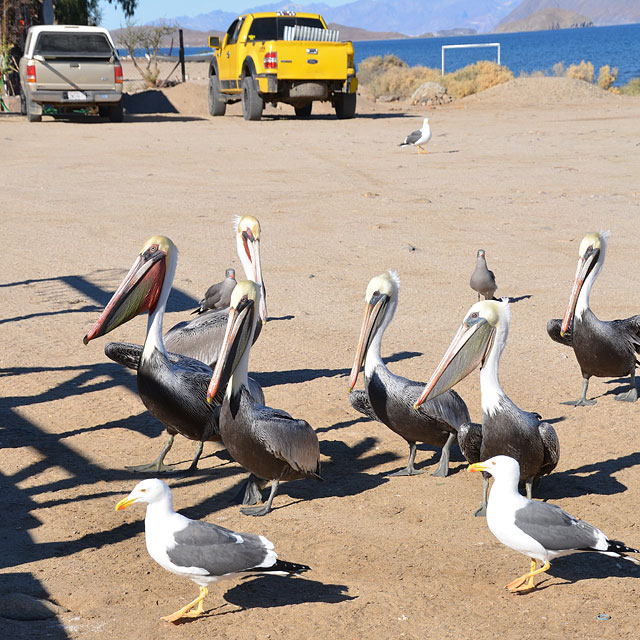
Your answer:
446,60 -> 513,98
357,54 -> 407,86
552,62 -> 565,77
619,77 -> 640,95
565,60 -> 594,82
358,56 -> 512,100
597,65 -> 618,90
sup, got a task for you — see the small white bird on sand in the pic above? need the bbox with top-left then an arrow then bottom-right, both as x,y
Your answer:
116,479 -> 310,622
469,456 -> 640,593
400,117 -> 431,154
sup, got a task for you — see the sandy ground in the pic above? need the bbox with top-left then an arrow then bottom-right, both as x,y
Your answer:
2,76 -> 640,640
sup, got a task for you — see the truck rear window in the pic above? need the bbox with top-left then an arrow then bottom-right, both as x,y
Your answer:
248,17 -> 325,41
34,32 -> 114,58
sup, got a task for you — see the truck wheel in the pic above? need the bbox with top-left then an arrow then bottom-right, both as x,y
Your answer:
242,75 -> 263,121
26,96 -> 42,122
208,75 -> 226,116
108,101 -> 124,123
294,103 -> 312,118
334,92 -> 356,120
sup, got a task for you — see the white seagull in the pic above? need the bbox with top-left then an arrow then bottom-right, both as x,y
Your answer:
469,456 -> 640,593
399,117 -> 431,154
116,479 -> 310,622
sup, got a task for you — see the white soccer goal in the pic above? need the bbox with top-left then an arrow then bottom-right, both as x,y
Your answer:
441,43 -> 501,74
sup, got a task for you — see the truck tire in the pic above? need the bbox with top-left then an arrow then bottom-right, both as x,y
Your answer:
108,100 -> 124,123
242,75 -> 263,121
334,92 -> 356,120
208,75 -> 226,116
294,102 -> 312,118
26,95 -> 42,122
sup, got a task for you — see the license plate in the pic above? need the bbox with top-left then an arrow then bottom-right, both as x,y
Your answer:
67,91 -> 87,100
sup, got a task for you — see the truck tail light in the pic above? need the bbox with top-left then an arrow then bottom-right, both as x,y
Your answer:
114,63 -> 123,84
27,63 -> 36,83
264,51 -> 277,70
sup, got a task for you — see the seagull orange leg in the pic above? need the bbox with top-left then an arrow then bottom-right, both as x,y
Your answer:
505,560 -> 550,593
161,586 -> 209,622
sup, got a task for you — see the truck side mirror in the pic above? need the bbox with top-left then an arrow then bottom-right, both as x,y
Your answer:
208,36 -> 220,48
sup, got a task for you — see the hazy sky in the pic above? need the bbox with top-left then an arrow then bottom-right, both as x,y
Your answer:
99,0 -> 349,30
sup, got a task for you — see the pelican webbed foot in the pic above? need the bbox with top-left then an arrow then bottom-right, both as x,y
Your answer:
126,434 -> 175,473
431,432 -> 456,477
238,474 -> 267,505
389,442 -> 425,476
614,385 -> 638,402
240,479 -> 279,517
562,378 -> 596,406
474,473 -> 490,517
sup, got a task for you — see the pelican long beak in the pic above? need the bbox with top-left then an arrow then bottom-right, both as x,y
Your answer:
239,228 -> 267,323
414,317 -> 495,409
83,245 -> 166,344
468,462 -> 489,473
348,293 -> 389,392
115,495 -> 137,511
560,248 -> 599,336
206,293 -> 255,402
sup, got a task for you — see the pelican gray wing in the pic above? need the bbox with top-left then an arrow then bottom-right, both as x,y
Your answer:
349,389 -> 379,421
457,422 -> 482,464
164,308 -> 229,367
538,420 -> 560,477
252,404 -> 322,478
546,318 -> 573,347
104,341 -> 212,376
610,314 -> 640,356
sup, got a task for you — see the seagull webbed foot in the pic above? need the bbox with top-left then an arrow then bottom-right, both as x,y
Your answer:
161,587 -> 208,623
504,560 -> 549,594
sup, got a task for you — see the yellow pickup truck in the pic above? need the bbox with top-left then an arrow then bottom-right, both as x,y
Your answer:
208,11 -> 357,120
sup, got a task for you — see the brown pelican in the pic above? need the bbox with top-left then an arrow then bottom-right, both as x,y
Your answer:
207,280 -> 321,516
192,267 -> 236,314
399,117 -> 431,154
548,231 -> 640,406
348,271 -> 470,477
106,216 -> 267,371
415,299 -> 559,516
470,249 -> 497,301
83,235 -> 263,473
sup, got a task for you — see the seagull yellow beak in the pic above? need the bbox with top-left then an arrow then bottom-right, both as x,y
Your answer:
115,496 -> 136,511
468,462 -> 488,473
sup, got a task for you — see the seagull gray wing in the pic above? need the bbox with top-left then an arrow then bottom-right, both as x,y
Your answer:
546,318 -> 573,347
514,501 -> 601,551
164,308 -> 228,367
167,520 -> 273,575
403,129 -> 422,145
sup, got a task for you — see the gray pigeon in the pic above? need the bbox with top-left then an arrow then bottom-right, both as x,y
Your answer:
469,249 -> 497,300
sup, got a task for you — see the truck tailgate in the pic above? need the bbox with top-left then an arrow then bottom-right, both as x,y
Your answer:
34,58 -> 117,91
274,42 -> 350,81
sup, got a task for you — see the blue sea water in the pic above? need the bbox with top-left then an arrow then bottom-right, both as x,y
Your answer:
155,22 -> 640,86
351,23 -> 640,85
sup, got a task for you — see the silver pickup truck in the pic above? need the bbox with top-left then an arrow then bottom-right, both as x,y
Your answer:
19,25 -> 124,122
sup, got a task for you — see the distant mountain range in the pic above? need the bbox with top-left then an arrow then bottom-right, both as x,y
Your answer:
160,1 -> 640,37
496,8 -> 593,32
